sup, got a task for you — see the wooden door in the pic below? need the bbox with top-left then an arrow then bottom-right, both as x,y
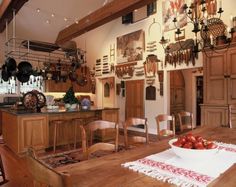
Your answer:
204,51 -> 227,104
227,48 -> 236,104
125,80 -> 144,119
170,71 -> 185,116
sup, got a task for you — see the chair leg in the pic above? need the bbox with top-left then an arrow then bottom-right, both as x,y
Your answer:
53,124 -> 57,153
0,155 -> 6,183
74,123 -> 77,149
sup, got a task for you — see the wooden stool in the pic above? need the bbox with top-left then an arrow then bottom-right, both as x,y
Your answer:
72,118 -> 86,149
0,154 -> 6,184
51,119 -> 72,153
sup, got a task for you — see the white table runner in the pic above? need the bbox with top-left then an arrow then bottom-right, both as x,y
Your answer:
122,142 -> 236,187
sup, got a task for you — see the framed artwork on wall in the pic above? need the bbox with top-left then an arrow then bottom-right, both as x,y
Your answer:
162,0 -> 187,32
116,30 -> 145,63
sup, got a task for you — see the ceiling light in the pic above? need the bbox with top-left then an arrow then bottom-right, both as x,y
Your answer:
36,8 -> 40,13
51,13 -> 55,17
75,20 -> 79,24
64,17 -> 68,22
46,20 -> 50,24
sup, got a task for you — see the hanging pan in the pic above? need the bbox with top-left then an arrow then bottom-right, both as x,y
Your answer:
1,64 -> 10,81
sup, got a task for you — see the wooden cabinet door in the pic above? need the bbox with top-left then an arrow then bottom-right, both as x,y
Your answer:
201,106 -> 227,127
19,115 -> 48,153
227,48 -> 236,104
125,80 -> 144,119
204,52 -> 227,104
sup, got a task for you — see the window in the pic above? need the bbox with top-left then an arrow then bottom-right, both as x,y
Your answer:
20,75 -> 44,94
0,74 -> 44,95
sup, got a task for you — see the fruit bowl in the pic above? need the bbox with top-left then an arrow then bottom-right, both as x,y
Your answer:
169,137 -> 218,160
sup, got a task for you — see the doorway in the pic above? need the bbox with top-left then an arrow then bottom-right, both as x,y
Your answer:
168,68 -> 203,128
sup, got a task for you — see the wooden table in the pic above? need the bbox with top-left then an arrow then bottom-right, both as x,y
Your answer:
55,127 -> 236,187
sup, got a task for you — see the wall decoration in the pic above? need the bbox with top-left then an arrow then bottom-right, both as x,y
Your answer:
116,83 -> 121,95
143,54 -> 160,78
95,59 -> 102,76
165,39 -> 196,67
175,29 -> 185,41
162,0 -> 187,32
115,62 -> 137,79
116,30 -> 145,63
146,85 -> 156,100
104,82 -> 110,97
102,55 -> 110,74
158,71 -> 164,96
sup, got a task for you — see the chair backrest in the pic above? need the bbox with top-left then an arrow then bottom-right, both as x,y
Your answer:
26,147 -> 72,187
86,120 -> 119,158
155,114 -> 175,138
123,117 -> 149,148
228,104 -> 236,128
178,111 -> 194,131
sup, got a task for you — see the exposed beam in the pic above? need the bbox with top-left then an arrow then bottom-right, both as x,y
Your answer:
0,0 -> 11,18
0,0 -> 29,33
56,0 -> 156,44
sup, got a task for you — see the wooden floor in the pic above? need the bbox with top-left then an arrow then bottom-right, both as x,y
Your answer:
0,130 -> 158,187
0,144 -> 33,187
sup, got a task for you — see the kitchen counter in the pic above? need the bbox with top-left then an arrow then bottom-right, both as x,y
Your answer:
2,107 -> 119,115
2,107 -> 119,155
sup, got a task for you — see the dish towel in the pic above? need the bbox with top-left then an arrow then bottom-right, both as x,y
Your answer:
122,142 -> 236,187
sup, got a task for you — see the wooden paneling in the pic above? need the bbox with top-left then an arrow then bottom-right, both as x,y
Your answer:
56,0 -> 156,44
204,51 -> 227,104
18,115 -> 48,153
201,105 -> 227,127
45,79 -> 72,92
125,80 -> 144,119
227,48 -> 236,104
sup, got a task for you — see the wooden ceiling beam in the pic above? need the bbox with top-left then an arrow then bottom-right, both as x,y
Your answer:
56,0 -> 156,44
0,0 -> 29,33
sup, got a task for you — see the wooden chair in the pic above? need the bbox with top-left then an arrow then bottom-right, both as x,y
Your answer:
86,120 -> 119,159
228,104 -> 236,128
155,114 -> 175,140
26,147 -> 72,187
123,117 -> 149,148
50,119 -> 72,153
0,154 -> 7,184
178,111 -> 194,132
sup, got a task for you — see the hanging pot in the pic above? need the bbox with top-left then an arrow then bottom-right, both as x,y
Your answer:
5,57 -> 17,72
16,71 -> 30,83
1,64 -> 10,81
18,61 -> 33,75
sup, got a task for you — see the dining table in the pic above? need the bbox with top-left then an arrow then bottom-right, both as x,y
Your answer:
55,126 -> 236,187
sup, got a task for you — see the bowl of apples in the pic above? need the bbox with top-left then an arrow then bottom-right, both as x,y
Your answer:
169,133 -> 218,160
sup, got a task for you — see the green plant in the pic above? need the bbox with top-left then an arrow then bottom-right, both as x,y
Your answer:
63,87 -> 78,104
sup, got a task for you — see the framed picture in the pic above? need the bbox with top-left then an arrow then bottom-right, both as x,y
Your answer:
116,30 -> 145,63
175,29 -> 185,41
162,0 -> 187,32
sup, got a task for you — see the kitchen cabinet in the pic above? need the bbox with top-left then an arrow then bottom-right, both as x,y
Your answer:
72,66 -> 92,93
45,79 -> 72,92
202,46 -> 236,127
45,66 -> 92,93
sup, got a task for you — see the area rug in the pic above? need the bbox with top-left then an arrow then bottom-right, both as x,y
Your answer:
39,149 -> 83,168
122,142 -> 236,187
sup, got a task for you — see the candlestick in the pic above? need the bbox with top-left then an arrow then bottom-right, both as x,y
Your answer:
219,0 -> 222,9
210,34 -> 213,45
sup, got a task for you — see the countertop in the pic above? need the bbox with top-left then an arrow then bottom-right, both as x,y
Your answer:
1,107 -> 119,116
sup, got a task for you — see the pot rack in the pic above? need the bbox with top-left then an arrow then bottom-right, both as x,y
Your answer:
5,37 -> 86,67
4,10 -> 86,68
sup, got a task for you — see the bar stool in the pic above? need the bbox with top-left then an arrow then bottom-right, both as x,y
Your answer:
72,118 -> 86,149
0,154 -> 6,184
50,119 -> 72,153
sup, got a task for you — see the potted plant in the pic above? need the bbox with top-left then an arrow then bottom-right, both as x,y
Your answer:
63,87 -> 79,110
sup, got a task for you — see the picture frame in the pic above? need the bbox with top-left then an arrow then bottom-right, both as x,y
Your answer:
175,29 -> 185,41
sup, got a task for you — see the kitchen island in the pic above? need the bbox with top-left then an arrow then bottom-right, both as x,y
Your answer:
2,107 -> 119,155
